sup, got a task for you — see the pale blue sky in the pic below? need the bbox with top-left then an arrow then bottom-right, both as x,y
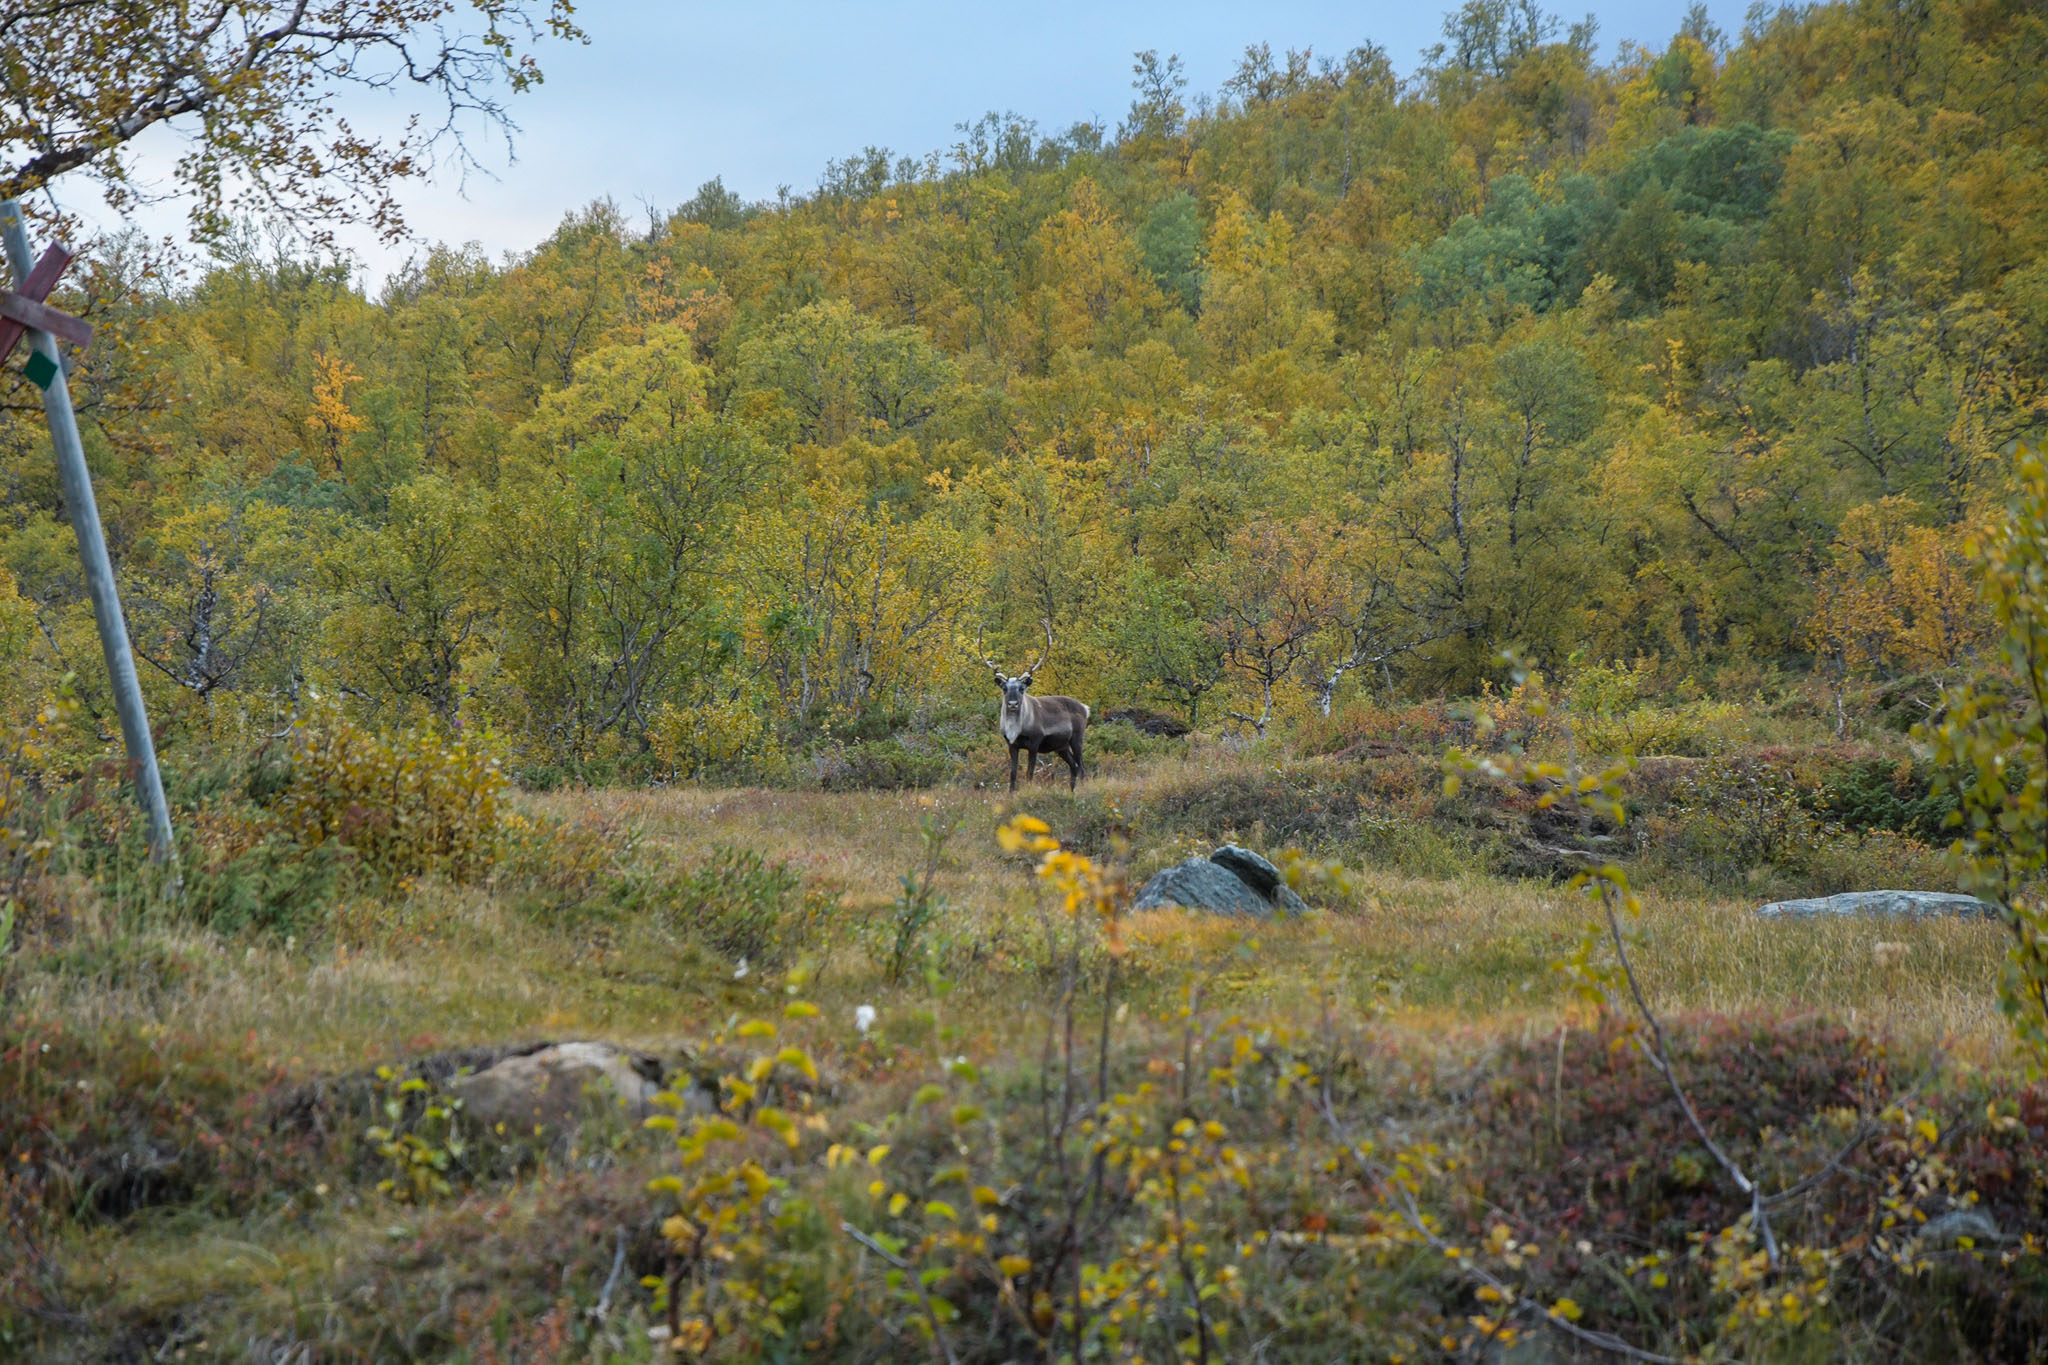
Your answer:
87,0 -> 1755,285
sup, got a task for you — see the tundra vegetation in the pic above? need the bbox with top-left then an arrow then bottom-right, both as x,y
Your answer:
6,0 -> 2048,1359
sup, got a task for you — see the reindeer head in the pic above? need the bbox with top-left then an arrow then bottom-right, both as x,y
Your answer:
975,622 -> 1052,715
997,671 -> 1032,713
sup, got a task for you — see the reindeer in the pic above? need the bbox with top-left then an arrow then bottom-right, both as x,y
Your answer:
976,623 -> 1090,792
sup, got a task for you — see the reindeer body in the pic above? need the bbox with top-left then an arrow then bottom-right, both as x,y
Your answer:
979,623 -> 1090,792
999,682 -> 1090,792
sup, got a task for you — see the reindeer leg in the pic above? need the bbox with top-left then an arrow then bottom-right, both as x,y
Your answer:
1026,744 -> 1039,783
1008,744 -> 1020,793
1068,739 -> 1083,791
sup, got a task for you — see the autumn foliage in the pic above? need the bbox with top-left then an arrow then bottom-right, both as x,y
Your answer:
0,0 -> 2037,784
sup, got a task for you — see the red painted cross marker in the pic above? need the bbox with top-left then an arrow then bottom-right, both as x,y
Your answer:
0,242 -> 92,389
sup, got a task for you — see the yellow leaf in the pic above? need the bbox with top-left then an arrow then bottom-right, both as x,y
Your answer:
756,1107 -> 800,1148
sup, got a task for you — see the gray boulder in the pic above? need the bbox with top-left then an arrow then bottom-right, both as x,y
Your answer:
1755,891 -> 1997,920
450,1041 -> 666,1135
1208,845 -> 1311,912
1134,845 -> 1309,917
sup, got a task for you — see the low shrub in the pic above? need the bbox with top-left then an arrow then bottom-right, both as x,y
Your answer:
513,761 -> 569,792
0,698 -> 75,953
175,829 -> 355,936
1459,1016 -> 2048,1359
1083,717 -> 1186,761
648,694 -> 774,779
819,737 -> 952,791
1816,756 -> 1957,840
493,805 -> 638,921
1648,758 -> 1844,887
0,1014 -> 322,1242
1574,698 -> 1747,757
870,812 -> 955,982
659,844 -> 834,967
275,706 -> 506,886
1291,698 -> 1467,758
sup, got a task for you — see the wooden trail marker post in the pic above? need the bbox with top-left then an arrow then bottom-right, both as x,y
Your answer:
0,200 -> 175,865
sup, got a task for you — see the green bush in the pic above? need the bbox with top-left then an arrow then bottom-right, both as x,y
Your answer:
275,706 -> 506,886
1083,718 -> 1184,760
513,762 -> 568,793
1649,760 -> 1840,887
1816,757 -> 1956,840
176,830 -> 353,936
663,845 -> 833,966
1574,698 -> 1746,757
821,738 -> 952,791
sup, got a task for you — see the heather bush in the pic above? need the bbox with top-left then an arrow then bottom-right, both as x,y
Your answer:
658,844 -> 835,967
1082,716 -> 1185,760
274,705 -> 506,886
648,693 -> 774,779
818,736 -> 953,791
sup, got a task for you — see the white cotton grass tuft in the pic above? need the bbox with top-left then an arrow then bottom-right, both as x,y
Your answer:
855,1004 -> 877,1036
733,958 -> 749,980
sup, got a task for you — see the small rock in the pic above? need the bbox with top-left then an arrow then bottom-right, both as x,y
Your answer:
1921,1208 -> 2003,1247
451,1042 -> 666,1135
1755,891 -> 1997,920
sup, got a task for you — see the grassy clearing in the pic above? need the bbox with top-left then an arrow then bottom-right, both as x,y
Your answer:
0,746 -> 2028,1361
547,766 -> 2010,1055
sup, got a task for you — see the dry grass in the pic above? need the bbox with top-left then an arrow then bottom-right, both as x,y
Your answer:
533,768 -> 2014,1060
9,758 -> 2003,1080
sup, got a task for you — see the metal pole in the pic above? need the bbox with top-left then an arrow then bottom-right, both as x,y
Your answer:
0,200 -> 176,865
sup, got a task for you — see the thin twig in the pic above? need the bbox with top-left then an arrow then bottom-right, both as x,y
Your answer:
839,1222 -> 960,1365
1316,1081 -> 1681,1365
1599,887 -> 1780,1266
592,1225 -> 626,1320
1762,1061 -> 1941,1210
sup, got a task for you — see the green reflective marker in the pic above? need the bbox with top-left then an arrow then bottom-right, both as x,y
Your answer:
22,348 -> 56,390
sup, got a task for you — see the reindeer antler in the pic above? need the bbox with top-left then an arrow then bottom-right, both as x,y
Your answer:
972,627 -> 1004,678
1026,619 -> 1052,678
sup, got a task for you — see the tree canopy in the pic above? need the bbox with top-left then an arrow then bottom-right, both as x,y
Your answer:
3,0 -> 2042,777
0,0 -> 582,241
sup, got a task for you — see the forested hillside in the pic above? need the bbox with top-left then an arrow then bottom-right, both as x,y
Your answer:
7,0 -> 2043,777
